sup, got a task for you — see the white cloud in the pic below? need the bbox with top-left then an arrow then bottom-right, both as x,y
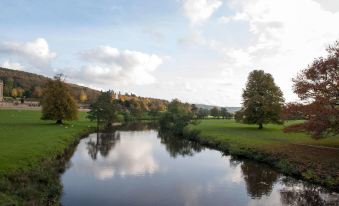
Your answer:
1,60 -> 23,70
75,46 -> 163,86
74,131 -> 159,180
0,38 -> 56,70
218,0 -> 339,102
182,0 -> 222,24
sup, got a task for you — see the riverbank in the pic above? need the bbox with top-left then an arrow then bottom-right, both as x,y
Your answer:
187,119 -> 339,191
0,109 -> 96,205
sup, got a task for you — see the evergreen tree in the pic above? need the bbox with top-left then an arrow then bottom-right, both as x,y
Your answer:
241,70 -> 284,129
41,74 -> 78,124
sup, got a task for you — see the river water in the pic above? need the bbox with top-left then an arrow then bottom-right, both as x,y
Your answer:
61,124 -> 339,206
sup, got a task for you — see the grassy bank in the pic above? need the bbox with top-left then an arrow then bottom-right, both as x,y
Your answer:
0,109 -> 95,205
188,119 -> 339,191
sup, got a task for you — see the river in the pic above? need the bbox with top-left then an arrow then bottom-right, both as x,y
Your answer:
61,124 -> 339,206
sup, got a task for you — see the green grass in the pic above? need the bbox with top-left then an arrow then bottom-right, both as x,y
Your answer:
0,109 -> 96,204
190,119 -> 339,149
0,109 -> 95,174
189,119 -> 339,190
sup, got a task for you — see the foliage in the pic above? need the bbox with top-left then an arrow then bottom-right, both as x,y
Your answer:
210,106 -> 220,118
240,70 -> 284,129
220,107 -> 232,119
191,104 -> 198,118
11,88 -> 17,98
159,99 -> 194,135
234,110 -> 244,122
284,41 -> 339,138
197,108 -> 210,119
79,89 -> 88,102
87,91 -> 121,128
40,74 -> 78,124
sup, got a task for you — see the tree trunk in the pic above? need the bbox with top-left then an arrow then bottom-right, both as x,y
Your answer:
56,119 -> 63,124
258,123 -> 263,129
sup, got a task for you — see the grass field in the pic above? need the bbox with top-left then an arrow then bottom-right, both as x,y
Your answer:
189,119 -> 339,190
190,119 -> 339,149
0,109 -> 95,174
0,109 -> 95,205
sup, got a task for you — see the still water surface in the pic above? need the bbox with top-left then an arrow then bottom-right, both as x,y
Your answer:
61,124 -> 339,206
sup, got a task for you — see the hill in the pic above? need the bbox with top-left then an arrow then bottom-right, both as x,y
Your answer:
0,67 -> 100,102
195,104 -> 241,113
0,67 -> 168,108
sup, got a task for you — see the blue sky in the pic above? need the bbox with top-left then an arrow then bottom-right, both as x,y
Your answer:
1,0 -> 339,106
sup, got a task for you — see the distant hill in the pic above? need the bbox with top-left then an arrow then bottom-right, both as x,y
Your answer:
0,67 -> 168,106
0,67 -> 100,102
195,104 -> 241,113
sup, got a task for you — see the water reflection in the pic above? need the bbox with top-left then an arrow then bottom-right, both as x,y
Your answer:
70,130 -> 159,180
61,125 -> 339,206
86,131 -> 120,159
241,161 -> 279,198
279,177 -> 339,206
158,130 -> 204,158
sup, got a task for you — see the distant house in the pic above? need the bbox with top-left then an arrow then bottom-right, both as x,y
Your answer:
0,80 -> 3,101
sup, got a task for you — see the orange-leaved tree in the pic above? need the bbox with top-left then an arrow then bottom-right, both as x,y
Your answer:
284,41 -> 339,138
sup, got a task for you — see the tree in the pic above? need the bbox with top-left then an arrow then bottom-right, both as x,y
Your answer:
197,108 -> 209,119
16,87 -> 24,97
79,89 -> 88,102
191,104 -> 198,118
87,91 -> 121,128
33,86 -> 43,98
11,88 -> 18,98
240,70 -> 284,129
41,74 -> 78,124
159,99 -> 193,135
220,107 -> 232,119
284,41 -> 339,138
234,110 -> 244,122
210,107 -> 220,119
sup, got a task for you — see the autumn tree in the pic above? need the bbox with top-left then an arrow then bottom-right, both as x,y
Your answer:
284,41 -> 339,138
79,89 -> 88,102
33,86 -> 43,98
41,74 -> 78,124
240,70 -> 284,129
11,88 -> 18,98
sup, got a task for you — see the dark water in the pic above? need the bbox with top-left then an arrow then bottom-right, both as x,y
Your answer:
61,125 -> 339,206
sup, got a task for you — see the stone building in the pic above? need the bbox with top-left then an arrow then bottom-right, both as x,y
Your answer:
0,80 -> 3,101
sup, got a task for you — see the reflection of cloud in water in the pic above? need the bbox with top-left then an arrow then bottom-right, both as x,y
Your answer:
73,131 -> 159,180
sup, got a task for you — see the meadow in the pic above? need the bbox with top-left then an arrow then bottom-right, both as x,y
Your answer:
0,109 -> 95,205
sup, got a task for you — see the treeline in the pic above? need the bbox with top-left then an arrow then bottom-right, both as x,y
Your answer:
192,105 -> 233,119
0,68 -> 169,110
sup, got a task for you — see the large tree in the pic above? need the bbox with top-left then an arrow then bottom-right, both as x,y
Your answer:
284,41 -> 339,138
240,70 -> 284,129
41,74 -> 78,124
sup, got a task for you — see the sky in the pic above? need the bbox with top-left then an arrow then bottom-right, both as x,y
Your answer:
0,0 -> 339,106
